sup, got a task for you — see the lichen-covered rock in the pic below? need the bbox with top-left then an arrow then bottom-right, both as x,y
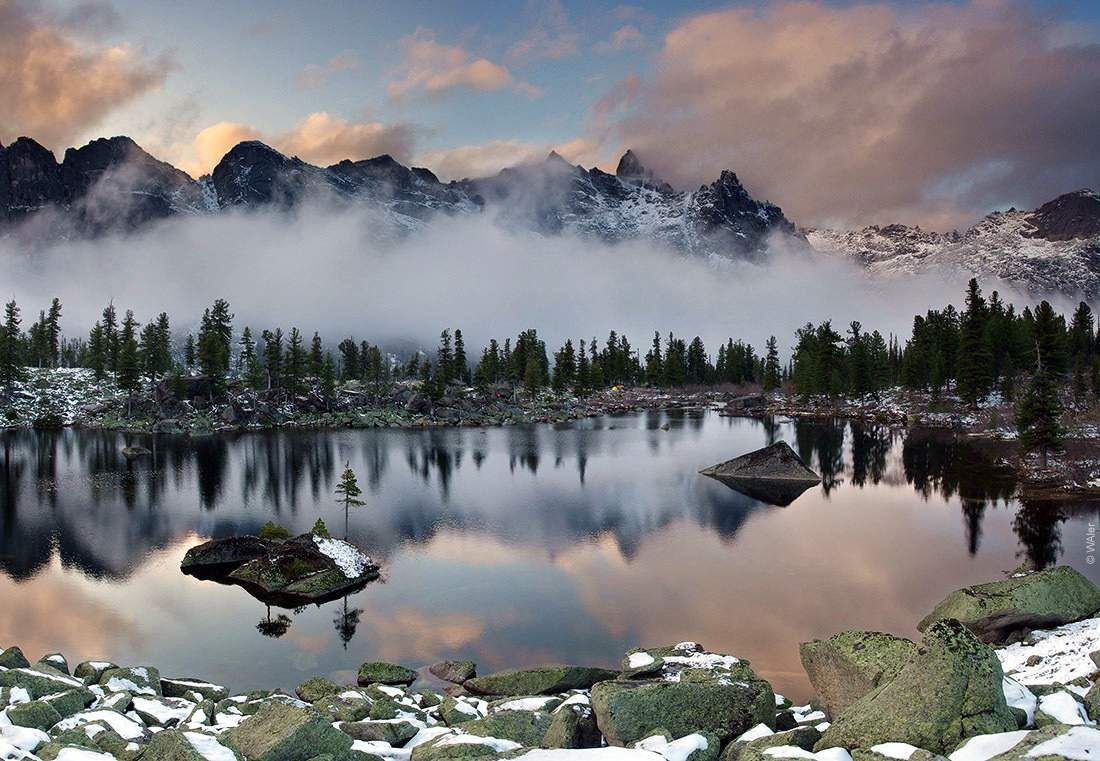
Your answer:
98,666 -> 162,696
357,661 -> 418,686
338,718 -> 422,745
0,665 -> 87,698
1033,690 -> 1091,727
313,692 -> 374,723
542,698 -> 601,749
429,661 -> 477,684
73,661 -> 116,685
161,676 -> 230,702
919,566 -> 1100,643
1084,680 -> 1100,721
180,536 -> 275,571
816,620 -> 1017,753
465,665 -> 618,696
296,676 -> 343,703
718,726 -> 820,761
40,688 -> 95,720
458,708 -> 553,746
7,699 -> 63,730
851,747 -> 947,761
799,630 -> 917,717
409,733 -> 521,761
132,695 -> 199,727
591,676 -> 775,746
140,728 -> 244,761
636,732 -> 719,761
0,646 -> 30,669
224,701 -> 353,761
440,696 -> 487,725
37,654 -> 70,675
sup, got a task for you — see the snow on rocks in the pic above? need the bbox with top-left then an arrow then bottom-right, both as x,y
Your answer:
947,730 -> 1030,761
997,616 -> 1100,685
313,536 -> 371,579
1036,690 -> 1092,725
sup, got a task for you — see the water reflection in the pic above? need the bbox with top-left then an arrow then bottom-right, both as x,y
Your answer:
1,415 -> 1098,701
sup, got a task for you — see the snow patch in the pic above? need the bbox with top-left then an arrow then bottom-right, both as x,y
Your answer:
947,730 -> 1030,761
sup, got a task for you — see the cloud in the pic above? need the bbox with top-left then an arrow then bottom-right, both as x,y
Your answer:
415,136 -> 601,181
604,0 -> 1100,230
388,27 -> 539,99
0,0 -> 174,151
508,0 -> 580,62
594,24 -> 644,54
296,51 -> 361,89
174,113 -> 417,177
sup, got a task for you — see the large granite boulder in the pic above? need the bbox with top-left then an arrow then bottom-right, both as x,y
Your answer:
357,661 -> 418,686
465,665 -> 617,696
0,665 -> 88,698
919,566 -> 1100,643
591,648 -> 775,748
799,630 -> 918,717
224,701 -> 353,761
699,442 -> 821,506
429,660 -> 477,684
0,646 -> 31,668
140,729 -> 244,761
180,536 -> 274,573
816,619 -> 1017,753
719,726 -> 821,761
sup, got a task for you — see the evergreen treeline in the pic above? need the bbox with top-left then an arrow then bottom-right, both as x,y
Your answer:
0,279 -> 1093,410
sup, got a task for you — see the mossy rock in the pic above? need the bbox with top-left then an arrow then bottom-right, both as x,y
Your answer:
98,665 -> 162,696
161,677 -> 230,702
542,702 -> 601,749
459,709 -> 553,746
357,661 -> 418,686
73,661 -> 117,685
41,687 -> 96,719
0,665 -> 87,698
338,718 -> 422,745
719,725 -> 821,761
799,630 -> 917,717
465,665 -> 618,697
409,735 -> 517,761
224,701 -> 353,761
8,699 -> 63,730
428,660 -> 477,684
440,696 -> 485,725
919,566 -> 1100,643
851,749 -> 947,761
0,645 -> 30,669
38,654 -> 70,674
979,723 -> 1100,760
141,728 -> 244,761
313,693 -> 374,723
296,676 -> 343,703
591,676 -> 775,746
816,620 -> 1017,754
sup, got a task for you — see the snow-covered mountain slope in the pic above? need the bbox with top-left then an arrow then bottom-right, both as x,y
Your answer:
0,137 -> 796,258
807,190 -> 1100,298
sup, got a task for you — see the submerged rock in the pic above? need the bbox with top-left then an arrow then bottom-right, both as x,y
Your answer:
699,442 -> 821,506
919,566 -> 1100,643
816,619 -> 1017,753
799,630 -> 917,717
465,666 -> 618,697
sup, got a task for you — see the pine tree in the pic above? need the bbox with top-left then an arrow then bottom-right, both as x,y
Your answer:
552,339 -> 576,392
956,279 -> 993,406
44,298 -> 62,367
645,331 -> 664,387
285,327 -> 305,395
1017,344 -> 1064,468
262,328 -> 284,391
117,311 -> 141,414
452,329 -> 469,384
87,323 -> 107,380
437,329 -> 454,387
240,327 -> 265,390
575,339 -> 590,395
197,299 -> 233,396
763,336 -> 781,392
309,332 -> 324,378
0,300 -> 24,390
524,351 -> 541,397
338,339 -> 360,381
100,303 -> 119,372
184,334 -> 196,369
320,354 -> 337,410
334,462 -> 366,539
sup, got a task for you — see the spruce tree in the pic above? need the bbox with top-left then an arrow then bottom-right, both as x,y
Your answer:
645,331 -> 664,387
117,311 -> 141,414
309,332 -> 324,377
87,323 -> 107,380
100,303 -> 119,372
575,339 -> 590,396
763,336 -> 781,392
437,329 -> 454,387
285,327 -> 305,395
452,329 -> 469,384
240,327 -> 265,390
184,334 -> 196,369
262,328 -> 284,391
320,354 -> 337,410
44,298 -> 62,367
0,300 -> 24,390
1016,344 -> 1064,468
334,462 -> 366,539
956,279 -> 993,407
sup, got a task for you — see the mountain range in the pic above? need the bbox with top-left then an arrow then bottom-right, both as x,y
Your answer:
2,134 -> 1099,296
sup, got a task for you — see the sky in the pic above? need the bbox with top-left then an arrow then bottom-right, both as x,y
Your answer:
2,0 -> 1100,230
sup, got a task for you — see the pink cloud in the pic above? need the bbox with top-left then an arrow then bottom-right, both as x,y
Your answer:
389,28 -> 539,100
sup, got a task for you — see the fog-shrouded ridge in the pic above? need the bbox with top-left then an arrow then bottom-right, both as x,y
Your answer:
2,203 -> 1038,354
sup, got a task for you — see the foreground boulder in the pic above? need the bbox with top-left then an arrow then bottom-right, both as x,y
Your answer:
919,566 -> 1100,643
140,729 -> 244,761
224,701 -> 353,761
950,723 -> 1100,760
799,630 -> 917,717
183,532 -> 380,605
816,619 -> 1017,753
699,442 -> 821,506
465,665 -> 617,696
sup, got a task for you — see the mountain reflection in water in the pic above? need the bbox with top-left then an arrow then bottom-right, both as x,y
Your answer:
1,412 -> 1097,701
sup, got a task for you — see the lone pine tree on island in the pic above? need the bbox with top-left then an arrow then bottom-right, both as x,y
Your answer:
334,462 -> 366,539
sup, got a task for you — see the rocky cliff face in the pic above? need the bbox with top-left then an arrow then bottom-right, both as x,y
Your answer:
0,135 -> 796,258
807,190 -> 1100,298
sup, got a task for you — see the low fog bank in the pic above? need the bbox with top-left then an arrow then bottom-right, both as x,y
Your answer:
1,205 -> 1028,355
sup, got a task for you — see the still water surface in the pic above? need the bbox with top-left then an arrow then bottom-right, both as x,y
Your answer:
1,411 -> 1097,700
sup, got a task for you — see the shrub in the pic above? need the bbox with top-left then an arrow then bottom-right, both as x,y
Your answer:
310,518 -> 330,538
258,521 -> 291,540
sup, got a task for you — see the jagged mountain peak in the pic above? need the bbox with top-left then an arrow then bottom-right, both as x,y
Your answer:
615,149 -> 672,194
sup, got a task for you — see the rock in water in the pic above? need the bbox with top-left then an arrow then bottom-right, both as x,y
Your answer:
919,565 -> 1100,643
180,536 -> 275,573
465,666 -> 618,696
815,619 -> 1017,753
224,701 -> 352,761
799,630 -> 917,717
356,661 -> 418,686
699,442 -> 821,506
429,660 -> 477,684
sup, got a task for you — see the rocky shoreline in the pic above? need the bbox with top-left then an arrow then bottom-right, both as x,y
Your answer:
2,566 -> 1099,761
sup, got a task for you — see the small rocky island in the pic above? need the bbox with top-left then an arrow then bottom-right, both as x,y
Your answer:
700,442 -> 823,506
2,565 -> 1099,761
181,526 -> 380,606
